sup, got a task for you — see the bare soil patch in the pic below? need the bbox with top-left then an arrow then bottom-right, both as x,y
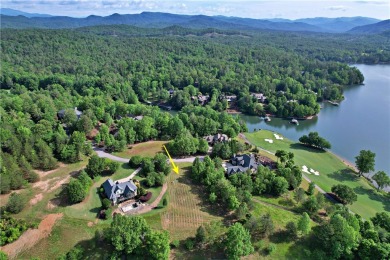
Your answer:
34,163 -> 65,178
29,193 -> 43,205
1,213 -> 63,259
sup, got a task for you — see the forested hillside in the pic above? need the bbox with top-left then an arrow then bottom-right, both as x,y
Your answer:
0,25 -> 387,193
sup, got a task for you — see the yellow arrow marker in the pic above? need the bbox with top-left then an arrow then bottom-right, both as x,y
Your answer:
163,145 -> 179,174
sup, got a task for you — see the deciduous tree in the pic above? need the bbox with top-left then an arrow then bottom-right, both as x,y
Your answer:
372,171 -> 390,192
224,223 -> 254,260
355,150 -> 375,177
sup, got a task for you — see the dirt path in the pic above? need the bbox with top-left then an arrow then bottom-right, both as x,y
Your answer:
1,213 -> 63,259
34,163 -> 66,178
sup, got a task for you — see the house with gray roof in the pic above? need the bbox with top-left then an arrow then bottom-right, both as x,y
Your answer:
102,178 -> 137,205
225,154 -> 258,176
58,107 -> 83,120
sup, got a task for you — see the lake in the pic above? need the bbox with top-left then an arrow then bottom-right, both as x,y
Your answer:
239,64 -> 390,175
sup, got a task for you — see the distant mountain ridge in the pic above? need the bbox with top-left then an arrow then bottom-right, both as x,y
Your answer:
0,9 -> 383,33
0,8 -> 52,17
348,20 -> 390,34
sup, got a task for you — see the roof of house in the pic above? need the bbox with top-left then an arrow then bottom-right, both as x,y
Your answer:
103,178 -> 137,201
58,107 -> 83,117
226,154 -> 258,176
204,133 -> 230,143
133,115 -> 144,121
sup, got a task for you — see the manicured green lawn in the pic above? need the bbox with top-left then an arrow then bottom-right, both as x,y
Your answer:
245,130 -> 389,219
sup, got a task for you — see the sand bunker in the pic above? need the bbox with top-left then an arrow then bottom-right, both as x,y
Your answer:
302,165 -> 320,175
273,134 -> 284,140
264,139 -> 274,143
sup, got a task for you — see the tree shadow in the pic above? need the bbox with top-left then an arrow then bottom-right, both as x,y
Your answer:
353,186 -> 390,212
69,230 -> 114,259
269,230 -> 292,244
49,185 -> 70,208
328,169 -> 359,182
289,143 -> 326,154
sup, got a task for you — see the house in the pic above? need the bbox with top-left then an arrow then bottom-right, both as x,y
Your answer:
225,154 -> 259,176
204,133 -> 230,145
223,95 -> 237,103
133,115 -> 144,121
251,93 -> 267,103
102,178 -> 137,205
58,107 -> 83,119
192,94 -> 209,106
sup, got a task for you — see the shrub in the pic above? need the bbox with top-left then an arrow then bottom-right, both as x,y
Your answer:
170,240 -> 180,248
0,250 -> 8,260
185,238 -> 195,250
102,198 -> 111,210
140,192 -> 152,202
307,182 -> 315,195
6,193 -> 25,214
105,208 -> 113,220
267,243 -> 277,254
0,215 -> 29,246
27,171 -> 40,183
129,155 -> 143,168
163,197 -> 168,207
67,179 -> 86,204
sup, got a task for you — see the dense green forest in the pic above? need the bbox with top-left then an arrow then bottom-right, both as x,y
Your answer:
0,25 -> 387,193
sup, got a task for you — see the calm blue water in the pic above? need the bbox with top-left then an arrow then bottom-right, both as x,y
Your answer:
239,64 -> 390,175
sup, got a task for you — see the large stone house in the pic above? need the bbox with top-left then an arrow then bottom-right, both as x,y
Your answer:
204,133 -> 230,145
225,154 -> 259,176
102,178 -> 137,205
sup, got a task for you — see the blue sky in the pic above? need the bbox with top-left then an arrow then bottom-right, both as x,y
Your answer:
2,0 -> 389,19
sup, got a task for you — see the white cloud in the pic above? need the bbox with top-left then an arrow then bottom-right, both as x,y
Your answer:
328,5 -> 347,11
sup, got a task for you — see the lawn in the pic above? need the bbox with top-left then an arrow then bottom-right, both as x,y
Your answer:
113,140 -> 168,158
244,201 -> 311,260
18,216 -> 111,260
244,130 -> 389,219
65,163 -> 136,221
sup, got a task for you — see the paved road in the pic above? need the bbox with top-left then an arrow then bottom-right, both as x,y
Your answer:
93,147 -> 129,163
93,146 -> 203,164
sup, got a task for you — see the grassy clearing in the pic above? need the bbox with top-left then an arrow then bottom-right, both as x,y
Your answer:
246,201 -> 311,259
160,162 -> 223,241
18,216 -> 111,260
245,130 -> 389,219
113,140 -> 168,158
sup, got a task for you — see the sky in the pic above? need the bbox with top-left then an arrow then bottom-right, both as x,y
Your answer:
2,0 -> 389,20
